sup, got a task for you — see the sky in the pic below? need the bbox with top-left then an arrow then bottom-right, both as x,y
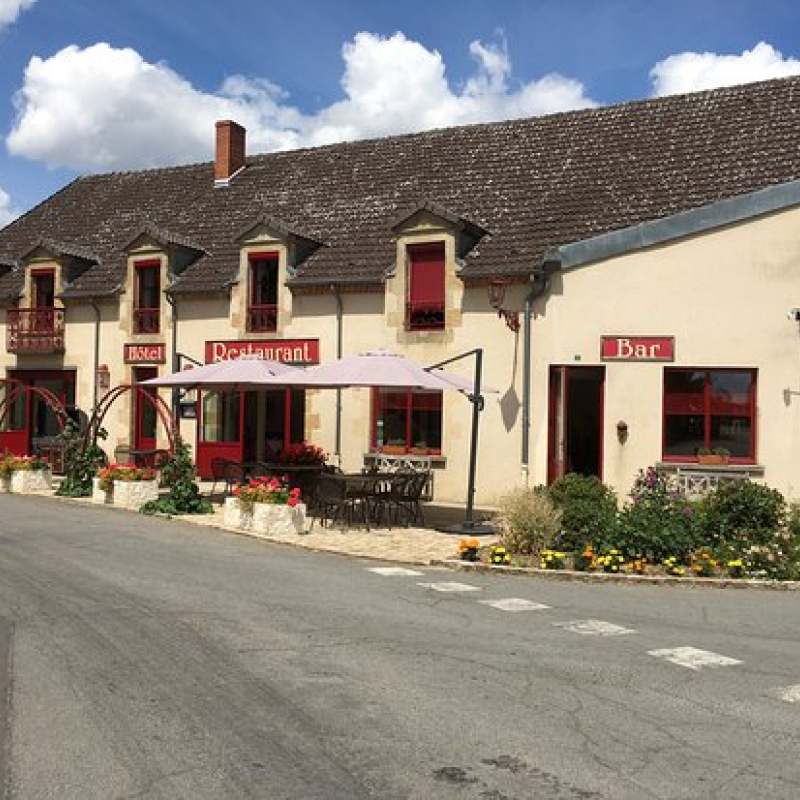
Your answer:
2,0 -> 800,227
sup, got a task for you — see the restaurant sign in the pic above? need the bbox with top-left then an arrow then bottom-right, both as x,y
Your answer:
601,336 -> 674,362
124,343 -> 167,363
206,339 -> 320,364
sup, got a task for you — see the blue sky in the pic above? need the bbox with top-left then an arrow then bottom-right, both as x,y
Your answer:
2,0 -> 800,224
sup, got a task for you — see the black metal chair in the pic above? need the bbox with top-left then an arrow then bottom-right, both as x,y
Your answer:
374,470 -> 428,528
311,473 -> 371,530
209,458 -> 245,499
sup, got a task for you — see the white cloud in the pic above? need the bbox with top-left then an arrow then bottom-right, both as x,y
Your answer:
650,41 -> 800,97
0,185 -> 17,228
6,34 -> 596,172
0,0 -> 35,32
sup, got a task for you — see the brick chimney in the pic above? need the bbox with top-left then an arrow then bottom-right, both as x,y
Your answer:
215,120 -> 246,185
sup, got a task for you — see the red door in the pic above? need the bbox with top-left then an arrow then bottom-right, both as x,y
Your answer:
134,367 -> 158,451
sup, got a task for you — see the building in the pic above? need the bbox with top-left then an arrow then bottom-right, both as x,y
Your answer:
3,76 -> 800,504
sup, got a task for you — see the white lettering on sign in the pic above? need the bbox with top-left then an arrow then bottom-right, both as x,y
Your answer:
206,340 -> 319,364
600,336 -> 674,362
124,343 -> 166,363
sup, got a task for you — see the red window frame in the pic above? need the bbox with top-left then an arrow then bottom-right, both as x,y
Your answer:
662,367 -> 757,463
133,259 -> 160,334
371,388 -> 443,454
247,252 -> 279,333
406,242 -> 445,331
31,268 -> 55,308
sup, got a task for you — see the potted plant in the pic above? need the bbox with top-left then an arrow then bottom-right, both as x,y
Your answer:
696,447 -> 730,465
224,475 -> 306,536
93,463 -> 159,509
0,452 -> 53,493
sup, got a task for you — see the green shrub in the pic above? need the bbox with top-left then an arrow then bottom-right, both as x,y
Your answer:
698,480 -> 786,547
55,421 -> 108,497
140,438 -> 212,516
605,466 -> 700,562
547,473 -> 617,552
496,486 -> 562,555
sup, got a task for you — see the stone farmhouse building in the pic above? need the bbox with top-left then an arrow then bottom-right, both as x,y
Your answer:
3,75 -> 800,505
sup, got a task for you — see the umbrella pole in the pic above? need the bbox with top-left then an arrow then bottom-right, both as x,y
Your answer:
427,348 -> 497,536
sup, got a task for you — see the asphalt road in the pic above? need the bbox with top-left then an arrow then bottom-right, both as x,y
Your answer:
0,494 -> 798,800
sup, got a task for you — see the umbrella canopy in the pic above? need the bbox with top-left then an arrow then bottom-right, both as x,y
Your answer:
281,349 -> 495,393
142,356 -> 298,390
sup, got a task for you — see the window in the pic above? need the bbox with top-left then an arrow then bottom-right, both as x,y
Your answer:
373,389 -> 442,453
31,270 -> 55,308
663,369 -> 756,462
406,242 -> 445,330
247,253 -> 278,332
201,391 -> 240,442
134,260 -> 160,334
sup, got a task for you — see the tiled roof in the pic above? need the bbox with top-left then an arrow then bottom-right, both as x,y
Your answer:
2,75 -> 800,300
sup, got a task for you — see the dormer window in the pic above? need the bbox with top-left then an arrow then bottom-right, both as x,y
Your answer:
247,252 -> 278,333
32,269 -> 55,308
406,242 -> 445,331
134,259 -> 160,334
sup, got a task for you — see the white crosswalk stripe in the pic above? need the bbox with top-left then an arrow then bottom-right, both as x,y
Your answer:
367,567 -> 424,576
417,581 -> 482,593
778,685 -> 800,703
553,619 -> 636,636
648,646 -> 742,670
479,598 -> 550,612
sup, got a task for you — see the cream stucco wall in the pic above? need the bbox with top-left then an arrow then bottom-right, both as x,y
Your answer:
531,205 -> 800,500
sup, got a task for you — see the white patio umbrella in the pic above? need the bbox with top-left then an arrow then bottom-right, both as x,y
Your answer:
281,348 -> 496,534
142,355 -> 298,391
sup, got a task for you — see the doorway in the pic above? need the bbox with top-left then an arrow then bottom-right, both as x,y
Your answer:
133,367 -> 158,451
547,366 -> 605,483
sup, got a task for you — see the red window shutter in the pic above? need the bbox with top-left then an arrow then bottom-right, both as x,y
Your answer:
409,244 -> 445,306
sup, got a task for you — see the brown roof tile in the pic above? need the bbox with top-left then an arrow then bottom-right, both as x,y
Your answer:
2,76 -> 800,297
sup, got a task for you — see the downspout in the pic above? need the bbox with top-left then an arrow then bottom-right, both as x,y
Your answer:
521,265 -> 552,485
166,292 -> 179,421
91,300 -> 101,411
331,284 -> 343,464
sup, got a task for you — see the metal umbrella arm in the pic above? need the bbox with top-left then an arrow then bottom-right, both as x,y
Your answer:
425,348 -> 496,535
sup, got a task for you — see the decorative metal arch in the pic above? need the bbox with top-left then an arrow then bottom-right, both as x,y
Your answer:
0,378 -> 69,434
82,383 -> 177,455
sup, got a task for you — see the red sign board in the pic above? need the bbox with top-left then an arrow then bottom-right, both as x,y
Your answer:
124,343 -> 166,364
601,336 -> 674,362
205,339 -> 320,364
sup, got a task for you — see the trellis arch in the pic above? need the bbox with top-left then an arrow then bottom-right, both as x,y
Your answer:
0,378 -> 69,433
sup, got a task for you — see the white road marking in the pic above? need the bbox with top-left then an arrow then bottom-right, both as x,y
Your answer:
367,567 -> 424,576
479,598 -> 550,612
553,619 -> 636,636
648,646 -> 742,670
778,685 -> 800,703
417,581 -> 482,593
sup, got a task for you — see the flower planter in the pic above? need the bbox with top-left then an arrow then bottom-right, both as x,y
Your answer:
0,476 -> 10,493
91,477 -> 160,509
224,497 -> 307,536
697,454 -> 729,466
10,468 -> 53,493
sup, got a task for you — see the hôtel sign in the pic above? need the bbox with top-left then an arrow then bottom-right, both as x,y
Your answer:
124,343 -> 166,363
206,339 -> 320,365
601,336 -> 674,362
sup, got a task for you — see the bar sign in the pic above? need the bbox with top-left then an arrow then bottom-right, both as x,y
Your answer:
601,336 -> 674,361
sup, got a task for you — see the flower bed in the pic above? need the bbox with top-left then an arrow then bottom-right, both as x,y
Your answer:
223,476 -> 306,536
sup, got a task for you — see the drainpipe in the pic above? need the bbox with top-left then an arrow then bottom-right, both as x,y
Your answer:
91,300 -> 101,411
521,266 -> 552,485
166,292 -> 179,420
331,284 -> 343,463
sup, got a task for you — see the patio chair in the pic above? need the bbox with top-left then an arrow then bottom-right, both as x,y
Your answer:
374,470 -> 428,528
209,458 -> 245,499
311,473 -> 371,530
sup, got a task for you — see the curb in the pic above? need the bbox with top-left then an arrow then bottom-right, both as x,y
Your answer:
430,559 -> 800,591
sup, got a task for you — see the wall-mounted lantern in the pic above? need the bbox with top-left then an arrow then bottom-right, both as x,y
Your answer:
487,278 -> 521,333
96,363 -> 110,390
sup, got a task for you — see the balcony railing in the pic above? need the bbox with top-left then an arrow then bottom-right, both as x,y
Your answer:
7,308 -> 65,353
133,308 -> 160,334
406,302 -> 445,331
246,304 -> 278,333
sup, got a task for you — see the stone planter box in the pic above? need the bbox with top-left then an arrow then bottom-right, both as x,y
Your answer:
9,468 -> 53,493
92,477 -> 160,509
224,497 -> 307,536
